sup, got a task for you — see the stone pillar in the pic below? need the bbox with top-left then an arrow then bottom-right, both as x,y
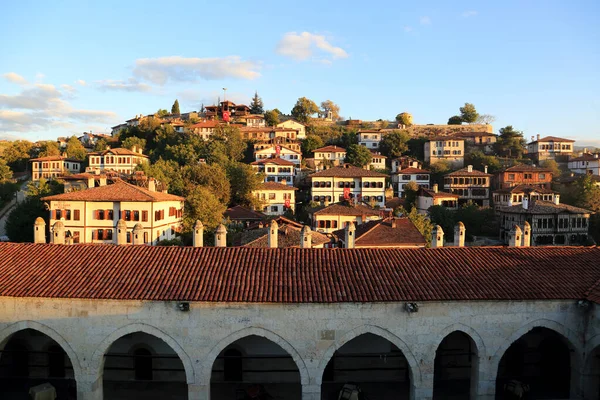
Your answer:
215,224 -> 227,247
508,225 -> 522,247
115,219 -> 127,245
268,219 -> 279,248
300,225 -> 312,248
51,221 -> 65,244
431,225 -> 444,248
522,221 -> 531,247
34,217 -> 46,244
76,374 -> 103,400
193,221 -> 204,248
345,221 -> 355,248
454,221 -> 465,247
132,223 -> 144,245
476,356 -> 497,400
302,384 -> 321,400
187,383 -> 209,400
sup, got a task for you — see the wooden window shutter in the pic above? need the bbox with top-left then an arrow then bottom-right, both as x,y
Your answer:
142,211 -> 148,222
121,210 -> 126,220
51,210 -> 56,219
74,210 -> 80,221
92,230 -> 98,240
161,210 -> 165,219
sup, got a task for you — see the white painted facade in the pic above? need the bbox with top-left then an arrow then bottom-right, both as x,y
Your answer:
254,146 -> 302,165
358,130 -> 382,149
568,154 -> 600,176
253,186 -> 296,216
277,120 -> 306,139
310,176 -> 387,207
313,147 -> 346,170
31,157 -> 83,181
392,170 -> 431,198
87,148 -> 149,175
424,139 -> 465,168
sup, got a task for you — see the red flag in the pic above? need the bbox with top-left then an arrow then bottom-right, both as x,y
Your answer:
343,187 -> 350,199
275,145 -> 281,156
222,111 -> 230,122
284,198 -> 291,208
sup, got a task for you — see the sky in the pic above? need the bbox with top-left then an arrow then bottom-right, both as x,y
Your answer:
0,0 -> 599,147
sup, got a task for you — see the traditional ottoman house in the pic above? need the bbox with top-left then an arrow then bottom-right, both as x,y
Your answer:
251,158 -> 296,185
527,134 -> 575,163
568,153 -> 600,176
30,155 -> 83,181
492,185 -> 559,209
358,129 -> 383,149
308,202 -> 383,233
332,217 -> 427,248
252,182 -> 297,216
254,145 -> 302,165
424,137 -> 465,168
277,119 -> 307,139
497,164 -> 553,189
368,152 -> 387,170
87,147 -> 149,175
455,132 -> 497,154
312,145 -> 347,170
391,156 -> 422,174
0,238 -> 599,400
392,167 -> 431,197
443,165 -> 492,207
416,185 -> 459,214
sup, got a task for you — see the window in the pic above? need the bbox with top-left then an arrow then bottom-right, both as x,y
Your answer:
402,175 -> 411,180
133,210 -> 140,221
524,173 -> 533,179
271,206 -> 278,212
539,173 -> 546,179
508,174 -> 515,181
74,210 -> 80,221
269,193 -> 276,200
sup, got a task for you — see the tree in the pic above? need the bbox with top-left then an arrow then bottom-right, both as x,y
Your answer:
396,206 -> 433,247
379,130 -> 410,158
403,181 -> 419,211
3,140 -> 33,172
135,159 -> 180,192
0,158 -> 13,183
171,99 -> 181,115
93,138 -> 108,152
476,114 -> 496,125
448,116 -> 463,125
65,136 -> 87,160
183,186 -> 227,232
121,136 -> 147,151
227,162 -> 265,209
249,92 -> 264,114
459,103 -> 479,123
540,159 -> 561,179
38,141 -> 60,157
178,164 -> 231,204
395,112 -> 413,126
156,109 -> 169,117
264,109 -> 280,126
345,144 -> 373,168
494,126 -> 526,158
464,151 -> 502,173
301,135 -> 324,157
320,100 -> 340,120
291,97 -> 319,124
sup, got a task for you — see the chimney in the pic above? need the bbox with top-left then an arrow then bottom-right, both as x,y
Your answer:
432,225 -> 444,248
87,176 -> 95,188
433,184 -> 438,193
537,134 -> 540,141
467,165 -> 473,173
99,175 -> 107,186
193,220 -> 204,247
522,222 -> 531,247
508,197 -> 513,207
522,197 -> 529,210
131,145 -> 137,154
215,223 -> 227,247
345,221 -> 356,249
454,221 -> 465,247
391,218 -> 397,229
132,223 -> 144,245
268,220 -> 279,248
554,194 -> 560,205
51,221 -> 65,244
484,165 -> 488,174
115,219 -> 127,245
300,225 -> 312,248
509,225 -> 522,247
148,178 -> 156,192
34,217 -> 46,244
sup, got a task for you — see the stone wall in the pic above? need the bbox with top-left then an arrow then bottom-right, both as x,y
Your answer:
0,297 -> 597,400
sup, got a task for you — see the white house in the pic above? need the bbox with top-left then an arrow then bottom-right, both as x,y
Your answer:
527,135 -> 575,162
87,147 -> 149,175
358,130 -> 382,149
251,157 -> 296,185
416,185 -> 459,214
313,145 -> 347,171
30,156 -> 83,181
277,119 -> 306,139
568,153 -> 600,176
252,182 -> 297,216
309,164 -> 388,207
308,202 -> 382,233
368,152 -> 387,170
41,179 -> 184,245
424,137 -> 465,168
391,157 -> 422,174
254,145 -> 302,165
392,167 -> 431,197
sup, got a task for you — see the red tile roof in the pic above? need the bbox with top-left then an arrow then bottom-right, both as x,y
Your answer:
493,185 -> 557,195
418,187 -> 460,199
0,244 -> 598,303
530,136 -> 576,143
497,200 -> 591,215
311,203 -> 381,216
89,148 -> 148,157
569,154 -> 600,162
332,217 -> 426,247
503,164 -> 552,173
251,157 -> 296,166
41,180 -> 184,202
446,167 -> 492,177
225,205 -> 266,221
395,167 -> 431,174
30,156 -> 83,162
313,145 -> 346,153
255,182 -> 298,191
309,164 -> 388,178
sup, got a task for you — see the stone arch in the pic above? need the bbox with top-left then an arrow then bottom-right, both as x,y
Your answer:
202,326 -> 310,385
91,322 -> 195,384
433,323 -> 486,359
0,320 -> 83,382
583,334 -> 600,400
317,324 -> 421,386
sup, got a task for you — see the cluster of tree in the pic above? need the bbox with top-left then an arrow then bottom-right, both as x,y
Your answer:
428,203 -> 498,242
2,137 -> 87,173
291,97 -> 341,123
558,175 -> 600,243
447,103 -> 495,126
0,159 -> 19,210
493,125 -> 527,158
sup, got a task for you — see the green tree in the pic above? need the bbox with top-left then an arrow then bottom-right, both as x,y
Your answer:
65,136 -> 87,160
301,135 -> 324,157
494,126 -> 526,158
156,109 -> 169,117
135,159 -> 180,191
249,91 -> 264,114
183,186 -> 227,231
459,103 -> 479,123
396,206 -> 433,247
540,159 -> 561,179
395,112 -> 413,126
178,164 -> 231,204
171,99 -> 181,115
291,97 -> 319,124
403,181 -> 419,211
379,130 -> 410,158
264,109 -> 280,126
448,115 -> 463,125
345,144 -> 373,168
209,124 -> 245,162
0,158 -> 13,183
320,100 -> 340,120
121,136 -> 147,151
428,205 -> 456,241
464,151 -> 502,173
38,141 -> 60,157
3,140 -> 33,172
227,162 -> 265,209
93,138 -> 108,152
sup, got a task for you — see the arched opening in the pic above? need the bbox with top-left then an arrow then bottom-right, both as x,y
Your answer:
0,329 -> 76,399
583,344 -> 600,400
496,327 -> 571,399
210,335 -> 301,400
321,333 -> 411,400
433,331 -> 478,400
103,332 -> 187,399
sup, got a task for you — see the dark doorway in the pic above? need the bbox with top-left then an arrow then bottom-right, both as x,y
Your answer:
134,348 -> 153,381
48,345 -> 66,378
223,349 -> 243,382
433,331 -> 477,400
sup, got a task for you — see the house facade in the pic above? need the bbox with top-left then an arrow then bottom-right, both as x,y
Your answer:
456,132 -> 497,154
416,185 -> 459,214
309,165 -> 387,207
443,165 -> 492,206
368,152 -> 386,170
497,165 -> 553,189
41,180 -> 184,245
424,137 -> 465,168
391,167 -> 431,197
251,158 -> 296,185
30,156 -> 83,181
252,182 -> 297,216
277,120 -> 306,139
309,203 -> 382,233
358,130 -> 382,149
312,145 -> 347,170
492,185 -> 559,209
254,146 -> 302,165
391,157 -> 422,174
87,147 -> 149,174
527,135 -> 575,162
568,153 -> 600,176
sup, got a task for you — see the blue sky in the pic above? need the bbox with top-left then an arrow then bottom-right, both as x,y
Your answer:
1,0 -> 599,146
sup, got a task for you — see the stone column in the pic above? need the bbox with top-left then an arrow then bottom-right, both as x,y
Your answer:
76,374 -> 103,400
188,383 -> 209,400
475,356 -> 496,400
301,383 -> 321,400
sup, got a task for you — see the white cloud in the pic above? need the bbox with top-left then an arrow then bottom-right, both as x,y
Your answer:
3,72 -> 28,85
420,16 -> 431,25
96,78 -> 152,92
132,56 -> 261,85
35,73 -> 45,81
462,10 -> 478,18
177,89 -> 249,111
76,79 -> 86,86
404,26 -> 413,33
276,32 -> 348,62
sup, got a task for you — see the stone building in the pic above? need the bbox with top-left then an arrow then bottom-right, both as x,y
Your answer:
357,130 -> 382,149
424,137 -> 465,168
527,135 -> 575,163
0,243 -> 598,400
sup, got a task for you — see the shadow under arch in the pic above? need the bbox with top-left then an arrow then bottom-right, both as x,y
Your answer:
90,322 -> 195,384
202,326 -> 310,385
432,323 -> 486,360
583,333 -> 600,400
0,320 -> 83,382
317,324 -> 421,386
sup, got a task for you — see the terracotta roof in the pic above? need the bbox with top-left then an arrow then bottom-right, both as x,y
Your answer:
530,136 -> 576,144
30,156 -> 82,162
503,164 -> 552,173
309,164 -> 388,178
428,136 -> 464,141
385,197 -> 406,209
240,224 -> 330,248
277,119 -> 307,127
243,115 -> 265,119
225,205 -> 266,221
58,173 -> 96,180
255,182 -> 298,191
240,127 -> 297,133
89,148 -> 148,157
493,185 -> 557,195
395,167 -> 431,174
569,154 -> 600,162
370,151 -> 387,158
418,187 -> 459,199
255,145 -> 301,155
332,217 -> 426,247
251,157 -> 296,166
498,200 -> 591,215
189,121 -> 219,128
311,203 -> 381,216
313,145 -> 346,153
41,180 -> 184,202
446,167 -> 492,177
0,244 -> 599,303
